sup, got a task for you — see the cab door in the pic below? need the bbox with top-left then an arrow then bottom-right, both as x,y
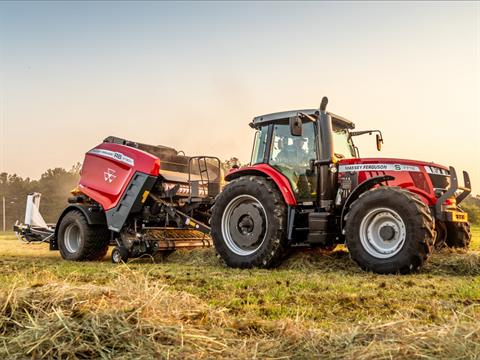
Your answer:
268,121 -> 318,203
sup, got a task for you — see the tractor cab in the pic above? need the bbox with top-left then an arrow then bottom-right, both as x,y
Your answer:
248,106 -> 358,203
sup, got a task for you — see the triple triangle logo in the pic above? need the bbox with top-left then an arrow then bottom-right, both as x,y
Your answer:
104,168 -> 116,183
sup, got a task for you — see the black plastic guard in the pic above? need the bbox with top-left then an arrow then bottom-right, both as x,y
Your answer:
105,172 -> 158,232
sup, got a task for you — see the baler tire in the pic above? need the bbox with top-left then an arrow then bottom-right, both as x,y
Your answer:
111,247 -> 129,264
211,176 -> 289,268
445,222 -> 471,249
344,187 -> 435,274
57,210 -> 111,261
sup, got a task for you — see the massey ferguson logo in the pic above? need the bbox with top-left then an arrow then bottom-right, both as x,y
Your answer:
104,168 -> 116,183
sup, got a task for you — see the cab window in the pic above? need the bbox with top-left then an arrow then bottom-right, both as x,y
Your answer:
269,121 -> 317,202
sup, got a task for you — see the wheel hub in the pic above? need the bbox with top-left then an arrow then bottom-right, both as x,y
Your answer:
238,215 -> 254,234
359,208 -> 406,259
64,223 -> 81,253
221,195 -> 268,256
379,224 -> 396,241
228,203 -> 265,247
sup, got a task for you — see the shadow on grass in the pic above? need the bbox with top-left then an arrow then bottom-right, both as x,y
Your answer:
151,246 -> 480,277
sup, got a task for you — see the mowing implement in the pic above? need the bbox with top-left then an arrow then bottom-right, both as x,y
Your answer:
15,97 -> 472,273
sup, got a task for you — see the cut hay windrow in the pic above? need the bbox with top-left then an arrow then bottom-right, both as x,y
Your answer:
0,269 -> 478,359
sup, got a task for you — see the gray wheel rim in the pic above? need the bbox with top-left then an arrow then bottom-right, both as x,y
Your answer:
221,194 -> 268,256
113,250 -> 121,263
64,223 -> 82,253
359,207 -> 406,259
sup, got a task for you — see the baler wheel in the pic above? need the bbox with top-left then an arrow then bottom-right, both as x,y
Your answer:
57,210 -> 110,261
344,187 -> 435,274
445,221 -> 471,249
111,247 -> 129,264
211,176 -> 289,268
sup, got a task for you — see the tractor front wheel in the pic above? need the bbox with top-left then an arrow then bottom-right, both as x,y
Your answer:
211,176 -> 289,268
345,187 -> 435,274
445,221 -> 471,249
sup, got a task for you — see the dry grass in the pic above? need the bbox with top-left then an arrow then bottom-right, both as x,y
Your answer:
0,228 -> 479,359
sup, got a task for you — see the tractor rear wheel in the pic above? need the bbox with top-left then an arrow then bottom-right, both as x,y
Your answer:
344,187 -> 435,274
211,176 -> 289,268
58,210 -> 110,261
445,222 -> 471,249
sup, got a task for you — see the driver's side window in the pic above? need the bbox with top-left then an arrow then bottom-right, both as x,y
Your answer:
270,123 -> 316,167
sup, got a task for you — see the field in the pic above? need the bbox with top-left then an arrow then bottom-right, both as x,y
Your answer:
0,228 -> 479,359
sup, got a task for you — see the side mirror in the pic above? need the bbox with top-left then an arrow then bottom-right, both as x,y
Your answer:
376,134 -> 383,151
289,116 -> 303,137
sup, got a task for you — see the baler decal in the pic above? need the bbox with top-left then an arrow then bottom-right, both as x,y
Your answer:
104,168 -> 117,183
339,164 -> 420,172
88,149 -> 135,166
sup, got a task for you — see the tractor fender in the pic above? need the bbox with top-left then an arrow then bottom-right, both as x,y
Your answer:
51,204 -> 107,250
225,164 -> 297,206
340,175 -> 395,232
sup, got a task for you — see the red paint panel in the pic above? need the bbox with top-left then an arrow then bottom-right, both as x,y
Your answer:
79,143 -> 160,210
225,164 -> 297,205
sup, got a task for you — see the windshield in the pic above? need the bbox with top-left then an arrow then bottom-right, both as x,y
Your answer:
332,128 -> 356,159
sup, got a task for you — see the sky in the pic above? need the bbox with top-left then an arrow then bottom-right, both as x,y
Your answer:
0,1 -> 479,193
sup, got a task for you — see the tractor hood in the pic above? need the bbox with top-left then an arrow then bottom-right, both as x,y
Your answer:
338,157 -> 449,175
337,157 -> 453,206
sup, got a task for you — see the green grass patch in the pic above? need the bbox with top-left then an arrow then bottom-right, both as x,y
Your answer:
0,230 -> 479,359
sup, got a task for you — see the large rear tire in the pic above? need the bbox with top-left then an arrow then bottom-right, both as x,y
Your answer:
445,221 -> 471,249
344,187 -> 435,274
58,210 -> 110,261
211,176 -> 289,268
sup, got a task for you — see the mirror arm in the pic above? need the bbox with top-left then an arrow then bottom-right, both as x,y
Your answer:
351,129 -> 383,139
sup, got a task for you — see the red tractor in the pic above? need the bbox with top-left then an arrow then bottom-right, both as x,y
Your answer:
210,97 -> 471,274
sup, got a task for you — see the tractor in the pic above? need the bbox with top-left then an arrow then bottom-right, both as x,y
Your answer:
210,97 -> 471,274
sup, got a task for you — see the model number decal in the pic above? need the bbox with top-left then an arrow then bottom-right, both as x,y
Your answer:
338,163 -> 421,172
424,165 -> 449,176
88,149 -> 135,166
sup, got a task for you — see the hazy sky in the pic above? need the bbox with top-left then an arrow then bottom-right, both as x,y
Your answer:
1,2 -> 479,193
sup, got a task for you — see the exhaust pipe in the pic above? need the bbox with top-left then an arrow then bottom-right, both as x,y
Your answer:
316,97 -> 335,210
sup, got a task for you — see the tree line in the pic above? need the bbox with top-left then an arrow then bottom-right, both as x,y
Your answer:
1,161 -> 479,231
0,164 -> 82,230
